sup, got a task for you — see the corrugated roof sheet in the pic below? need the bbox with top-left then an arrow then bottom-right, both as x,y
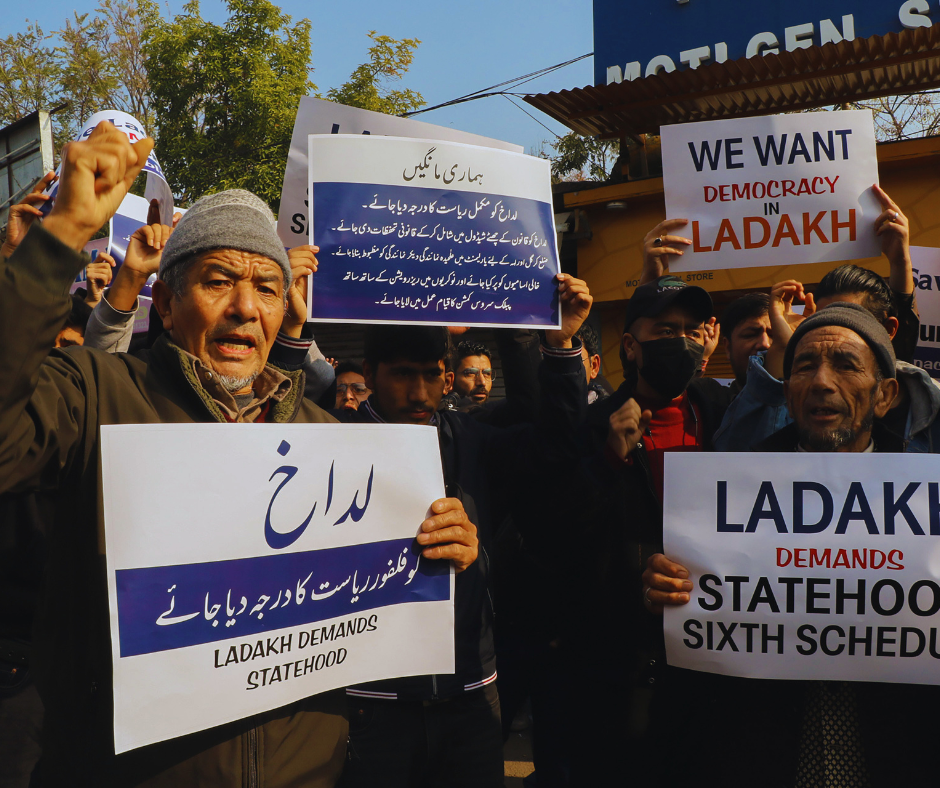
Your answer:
525,25 -> 940,138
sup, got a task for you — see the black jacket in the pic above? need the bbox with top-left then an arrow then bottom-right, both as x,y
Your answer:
570,378 -> 731,666
348,348 -> 585,700
270,337 -> 586,701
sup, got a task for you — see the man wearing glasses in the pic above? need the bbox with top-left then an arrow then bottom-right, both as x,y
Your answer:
333,360 -> 371,412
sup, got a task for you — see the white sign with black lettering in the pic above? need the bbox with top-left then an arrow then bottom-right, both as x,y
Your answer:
663,452 -> 940,685
661,110 -> 881,271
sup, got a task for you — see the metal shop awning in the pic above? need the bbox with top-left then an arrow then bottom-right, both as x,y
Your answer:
525,25 -> 940,138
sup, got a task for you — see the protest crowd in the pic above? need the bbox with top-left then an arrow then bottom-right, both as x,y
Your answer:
1,111 -> 938,788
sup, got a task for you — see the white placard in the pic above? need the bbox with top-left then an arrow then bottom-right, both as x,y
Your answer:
277,97 -> 522,248
102,423 -> 452,753
664,452 -> 940,685
661,110 -> 881,271
45,110 -> 174,227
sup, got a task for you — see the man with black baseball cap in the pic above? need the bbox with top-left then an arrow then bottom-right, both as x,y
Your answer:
558,274 -> 734,786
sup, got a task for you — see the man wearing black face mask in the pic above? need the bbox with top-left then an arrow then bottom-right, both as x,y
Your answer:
602,275 -> 726,498
560,275 -> 731,787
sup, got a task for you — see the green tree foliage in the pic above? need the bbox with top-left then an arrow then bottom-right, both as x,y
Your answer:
0,23 -> 59,127
3,0 -> 423,208
541,131 -> 620,182
0,0 -> 155,152
144,0 -> 315,208
326,31 -> 425,116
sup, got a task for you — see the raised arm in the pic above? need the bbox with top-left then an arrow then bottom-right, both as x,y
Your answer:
84,204 -> 175,353
0,122 -> 151,493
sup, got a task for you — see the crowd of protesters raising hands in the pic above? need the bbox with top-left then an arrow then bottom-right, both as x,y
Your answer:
0,120 -> 934,788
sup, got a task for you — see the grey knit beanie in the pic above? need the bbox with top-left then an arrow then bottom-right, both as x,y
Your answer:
783,302 -> 896,380
158,189 -> 291,291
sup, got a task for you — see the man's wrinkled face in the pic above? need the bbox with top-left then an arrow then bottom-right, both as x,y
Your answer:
725,314 -> 771,384
784,326 -> 897,452
363,358 -> 446,425
153,249 -> 285,393
580,345 -> 601,385
335,371 -> 370,412
453,354 -> 493,404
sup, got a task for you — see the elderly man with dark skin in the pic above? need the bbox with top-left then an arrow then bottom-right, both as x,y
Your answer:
640,304 -> 940,787
0,122 -> 476,787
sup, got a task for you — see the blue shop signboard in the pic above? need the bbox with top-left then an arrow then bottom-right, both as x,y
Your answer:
594,0 -> 934,86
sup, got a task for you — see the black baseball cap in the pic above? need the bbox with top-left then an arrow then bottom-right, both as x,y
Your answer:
622,275 -> 713,335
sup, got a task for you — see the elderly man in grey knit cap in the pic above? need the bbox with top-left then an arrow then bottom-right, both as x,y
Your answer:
776,301 -> 899,452
0,122 -> 478,787
636,304 -> 933,788
151,188 -> 294,403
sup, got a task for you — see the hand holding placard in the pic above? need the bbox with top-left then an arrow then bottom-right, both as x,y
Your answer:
282,245 -> 319,338
764,280 -> 815,380
640,218 -> 692,284
873,184 -> 914,295
642,553 -> 692,615
415,498 -> 478,573
544,273 -> 593,349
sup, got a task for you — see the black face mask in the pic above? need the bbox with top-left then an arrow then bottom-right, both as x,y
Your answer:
638,337 -> 705,400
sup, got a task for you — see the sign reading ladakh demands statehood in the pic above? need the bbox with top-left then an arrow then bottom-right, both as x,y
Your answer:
663,453 -> 940,686
661,110 -> 881,272
911,246 -> 940,380
277,97 -> 523,249
101,423 -> 452,754
306,135 -> 561,329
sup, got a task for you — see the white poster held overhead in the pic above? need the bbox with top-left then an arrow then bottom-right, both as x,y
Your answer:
663,452 -> 940,685
102,423 -> 452,754
661,110 -> 881,272
306,135 -> 561,329
911,246 -> 940,379
44,110 -> 174,227
277,97 -> 522,248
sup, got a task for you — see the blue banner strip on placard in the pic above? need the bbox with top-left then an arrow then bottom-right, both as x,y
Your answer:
914,345 -> 940,379
311,182 -> 559,325
116,537 -> 448,657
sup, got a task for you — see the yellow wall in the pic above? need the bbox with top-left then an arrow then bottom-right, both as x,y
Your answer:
570,137 -> 940,387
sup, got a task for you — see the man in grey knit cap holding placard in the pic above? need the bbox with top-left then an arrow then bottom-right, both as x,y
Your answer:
0,122 -> 477,787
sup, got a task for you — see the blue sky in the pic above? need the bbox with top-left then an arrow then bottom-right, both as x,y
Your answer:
8,0 -> 595,154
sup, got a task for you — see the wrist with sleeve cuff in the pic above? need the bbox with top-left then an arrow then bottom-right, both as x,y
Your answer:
273,323 -> 315,370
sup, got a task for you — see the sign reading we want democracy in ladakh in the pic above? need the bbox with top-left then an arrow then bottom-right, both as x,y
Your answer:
663,453 -> 940,685
661,109 -> 882,272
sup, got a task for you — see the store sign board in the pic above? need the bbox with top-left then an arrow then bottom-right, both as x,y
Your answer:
594,0 -> 931,86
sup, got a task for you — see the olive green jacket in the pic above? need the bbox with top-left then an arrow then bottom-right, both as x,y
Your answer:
0,225 -> 347,787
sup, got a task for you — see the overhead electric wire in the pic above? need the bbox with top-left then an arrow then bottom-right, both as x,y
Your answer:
501,94 -> 561,138
400,52 -> 592,119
